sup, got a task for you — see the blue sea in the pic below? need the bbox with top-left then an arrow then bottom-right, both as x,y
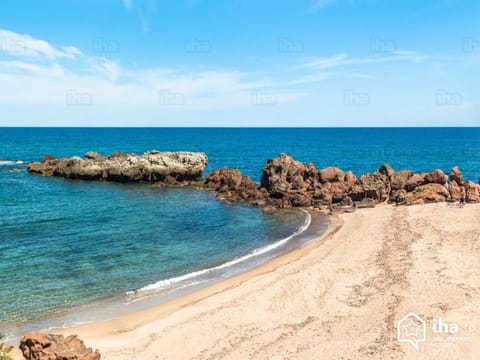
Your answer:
0,127 -> 479,340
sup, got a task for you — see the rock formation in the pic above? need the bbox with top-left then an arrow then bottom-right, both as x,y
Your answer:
27,150 -> 479,213
28,150 -> 208,185
19,333 -> 100,360
203,153 -> 480,213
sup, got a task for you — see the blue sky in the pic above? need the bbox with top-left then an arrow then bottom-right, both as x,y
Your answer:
0,0 -> 479,126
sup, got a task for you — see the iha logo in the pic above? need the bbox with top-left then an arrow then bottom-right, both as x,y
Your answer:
397,312 -> 466,350
397,312 -> 426,350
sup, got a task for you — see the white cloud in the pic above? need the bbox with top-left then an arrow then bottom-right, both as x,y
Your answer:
90,58 -> 121,81
0,29 -> 476,126
299,51 -> 426,71
0,29 -> 81,60
0,61 -> 65,77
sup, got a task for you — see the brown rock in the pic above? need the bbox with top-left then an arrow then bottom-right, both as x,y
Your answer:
355,198 -> 377,208
344,171 -> 357,189
449,166 -> 464,186
405,173 -> 427,192
378,164 -> 394,178
291,192 -> 312,207
261,205 -> 277,214
41,154 -> 55,163
349,173 -> 390,203
312,182 -> 333,205
330,182 -> 346,203
465,181 -> 480,203
204,168 -> 242,191
448,181 -> 462,201
425,169 -> 448,185
412,183 -> 449,203
390,189 -> 408,205
260,153 -> 305,199
303,163 -> 318,181
318,167 -> 345,183
20,333 -> 101,360
390,170 -> 413,191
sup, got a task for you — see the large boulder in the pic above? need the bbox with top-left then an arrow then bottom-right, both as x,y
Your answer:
465,181 -> 480,203
448,181 -> 462,201
28,151 -> 208,185
260,153 -> 306,203
390,170 -> 413,191
425,169 -> 448,185
405,173 -> 427,192
378,164 -> 394,178
204,168 -> 243,191
19,333 -> 100,360
349,172 -> 390,203
344,171 -> 357,190
409,183 -> 450,204
390,189 -> 408,205
449,166 -> 464,186
318,167 -> 345,183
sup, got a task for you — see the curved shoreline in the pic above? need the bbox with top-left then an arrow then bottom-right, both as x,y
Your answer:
57,211 -> 341,340
3,208 -> 326,344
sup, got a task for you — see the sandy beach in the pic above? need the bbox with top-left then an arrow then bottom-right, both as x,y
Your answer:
12,202 -> 480,359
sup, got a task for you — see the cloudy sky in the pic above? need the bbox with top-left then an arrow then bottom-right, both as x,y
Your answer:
0,0 -> 479,126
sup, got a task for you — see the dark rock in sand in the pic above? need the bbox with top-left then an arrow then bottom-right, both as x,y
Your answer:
28,150 -> 208,185
20,333 -> 101,360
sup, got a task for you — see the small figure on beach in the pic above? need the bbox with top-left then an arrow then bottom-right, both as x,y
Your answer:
460,188 -> 466,208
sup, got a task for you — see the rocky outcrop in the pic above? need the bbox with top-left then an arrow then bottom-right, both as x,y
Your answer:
203,154 -> 480,213
27,150 -> 480,213
19,333 -> 100,360
450,166 -> 464,185
390,170 -> 413,190
204,168 -> 268,207
465,181 -> 480,203
28,150 -> 208,185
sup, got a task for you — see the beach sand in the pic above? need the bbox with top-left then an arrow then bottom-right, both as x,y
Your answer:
12,202 -> 480,359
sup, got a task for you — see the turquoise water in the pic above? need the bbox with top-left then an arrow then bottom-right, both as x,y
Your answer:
0,127 -> 479,338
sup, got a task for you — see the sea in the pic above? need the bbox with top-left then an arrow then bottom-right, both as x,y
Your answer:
0,127 -> 479,341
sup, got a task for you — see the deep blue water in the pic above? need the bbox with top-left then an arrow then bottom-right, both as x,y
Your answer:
0,127 -> 479,336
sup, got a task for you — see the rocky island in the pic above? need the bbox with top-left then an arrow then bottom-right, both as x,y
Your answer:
27,150 -> 208,186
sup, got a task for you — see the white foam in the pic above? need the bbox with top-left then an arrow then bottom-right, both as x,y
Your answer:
128,210 -> 312,296
0,160 -> 15,165
0,160 -> 23,166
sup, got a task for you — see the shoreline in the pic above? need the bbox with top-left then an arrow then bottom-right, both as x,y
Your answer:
3,208 -> 328,345
56,211 -> 342,340
27,202 -> 478,360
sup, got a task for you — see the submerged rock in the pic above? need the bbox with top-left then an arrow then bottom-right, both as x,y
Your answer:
19,333 -> 101,360
28,150 -> 208,185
